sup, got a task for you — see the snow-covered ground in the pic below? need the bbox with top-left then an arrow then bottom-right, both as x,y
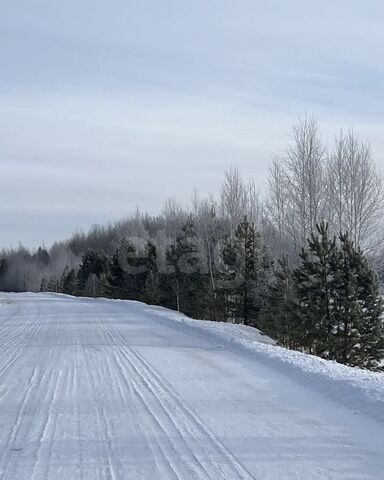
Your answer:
0,293 -> 383,479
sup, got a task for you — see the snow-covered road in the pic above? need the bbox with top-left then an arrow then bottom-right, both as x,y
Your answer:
0,293 -> 383,479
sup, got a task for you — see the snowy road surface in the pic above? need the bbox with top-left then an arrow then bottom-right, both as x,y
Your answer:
0,293 -> 383,480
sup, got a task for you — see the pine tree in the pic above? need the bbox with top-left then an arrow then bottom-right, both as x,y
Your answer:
216,236 -> 239,321
143,270 -> 160,304
40,277 -> 48,292
77,249 -> 109,295
356,256 -> 384,370
218,217 -> 272,326
36,247 -> 50,266
294,223 -> 338,357
334,235 -> 384,369
97,272 -> 111,298
83,273 -> 99,297
108,248 -> 127,298
47,276 -> 59,293
0,258 -> 7,276
292,224 -> 384,369
142,242 -> 160,305
125,244 -> 147,300
260,255 -> 296,348
61,267 -> 78,295
165,216 -> 208,317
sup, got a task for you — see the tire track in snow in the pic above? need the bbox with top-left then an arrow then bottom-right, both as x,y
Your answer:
0,365 -> 40,478
112,349 -> 184,480
73,352 -> 85,480
0,301 -> 66,480
99,314 -> 256,480
91,312 -> 203,479
0,359 -> 60,479
32,364 -> 67,480
81,344 -> 120,480
0,300 -> 22,340
0,302 -> 43,385
107,347 -> 180,480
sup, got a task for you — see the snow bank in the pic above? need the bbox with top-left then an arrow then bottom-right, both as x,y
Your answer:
146,306 -> 384,423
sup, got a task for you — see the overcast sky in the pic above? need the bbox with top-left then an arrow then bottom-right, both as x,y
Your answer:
1,1 -> 383,248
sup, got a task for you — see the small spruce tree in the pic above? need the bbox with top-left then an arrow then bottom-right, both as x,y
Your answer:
260,255 -> 297,348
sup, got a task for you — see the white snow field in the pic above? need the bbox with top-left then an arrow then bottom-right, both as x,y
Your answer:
0,293 -> 383,480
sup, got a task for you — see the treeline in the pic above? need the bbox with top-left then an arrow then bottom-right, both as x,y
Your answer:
37,217 -> 384,370
1,117 -> 383,369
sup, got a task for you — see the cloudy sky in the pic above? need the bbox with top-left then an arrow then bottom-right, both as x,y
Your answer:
1,0 -> 383,248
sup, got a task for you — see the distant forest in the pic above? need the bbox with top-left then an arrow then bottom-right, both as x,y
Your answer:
1,117 -> 384,370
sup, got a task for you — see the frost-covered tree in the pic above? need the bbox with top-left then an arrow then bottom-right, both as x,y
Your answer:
284,117 -> 327,248
327,130 -> 384,251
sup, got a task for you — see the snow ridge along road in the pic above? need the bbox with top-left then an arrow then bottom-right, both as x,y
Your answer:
0,293 -> 383,479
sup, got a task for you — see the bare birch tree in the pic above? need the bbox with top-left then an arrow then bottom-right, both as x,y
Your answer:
162,198 -> 187,239
327,130 -> 384,250
284,116 -> 327,248
220,167 -> 247,235
246,179 -> 263,228
265,156 -> 289,251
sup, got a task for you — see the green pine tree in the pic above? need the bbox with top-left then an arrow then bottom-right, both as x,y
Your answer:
108,248 -> 127,298
294,223 -> 339,357
292,224 -> 384,369
77,249 -> 109,295
218,217 -> 272,326
40,277 -> 48,292
61,267 -> 78,295
47,275 -> 59,293
142,242 -> 160,305
165,216 -> 209,317
260,255 -> 297,348
334,235 -> 384,369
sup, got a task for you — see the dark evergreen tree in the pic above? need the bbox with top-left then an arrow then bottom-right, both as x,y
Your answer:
290,224 -> 384,369
165,217 -> 209,318
218,217 -> 272,326
143,270 -> 160,305
142,242 -> 160,305
294,223 -> 339,357
108,248 -> 127,298
77,249 -> 109,295
123,241 -> 146,300
333,234 -> 384,369
0,258 -> 8,276
355,254 -> 384,370
61,267 -> 78,295
47,275 -> 60,293
35,247 -> 50,266
0,258 -> 8,291
108,239 -> 147,300
97,272 -> 111,297
40,277 -> 48,292
260,255 -> 297,348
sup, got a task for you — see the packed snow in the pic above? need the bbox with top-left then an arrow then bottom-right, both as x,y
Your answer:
148,305 -> 384,423
0,292 -> 383,479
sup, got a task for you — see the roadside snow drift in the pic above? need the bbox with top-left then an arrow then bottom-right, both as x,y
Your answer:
147,305 -> 384,423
